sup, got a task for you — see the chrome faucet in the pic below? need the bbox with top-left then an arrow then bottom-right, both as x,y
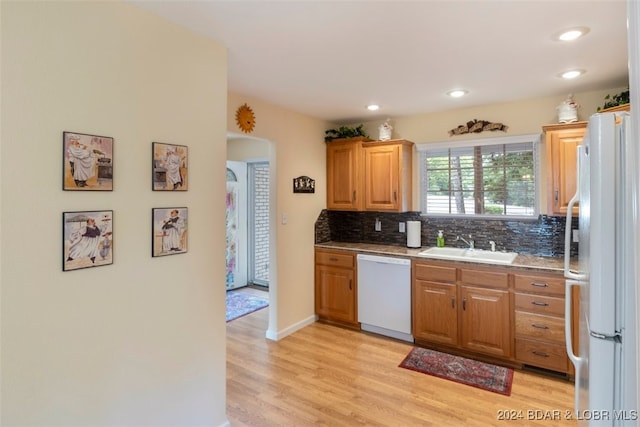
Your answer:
456,234 -> 474,250
489,240 -> 496,252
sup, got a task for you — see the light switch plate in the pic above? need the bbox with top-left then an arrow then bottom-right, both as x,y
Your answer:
572,229 -> 579,242
399,222 -> 405,233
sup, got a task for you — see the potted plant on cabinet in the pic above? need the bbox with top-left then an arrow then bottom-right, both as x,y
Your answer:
324,124 -> 371,143
597,88 -> 630,112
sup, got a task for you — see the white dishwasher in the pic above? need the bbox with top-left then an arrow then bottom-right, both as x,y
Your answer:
357,254 -> 413,342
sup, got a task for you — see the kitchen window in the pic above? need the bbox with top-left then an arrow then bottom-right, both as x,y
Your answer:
417,134 -> 540,218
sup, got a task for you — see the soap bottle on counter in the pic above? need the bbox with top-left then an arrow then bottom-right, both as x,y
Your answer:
436,230 -> 445,247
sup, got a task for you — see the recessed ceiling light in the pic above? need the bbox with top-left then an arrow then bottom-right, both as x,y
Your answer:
447,89 -> 468,98
559,69 -> 585,79
367,104 -> 380,111
553,27 -> 590,41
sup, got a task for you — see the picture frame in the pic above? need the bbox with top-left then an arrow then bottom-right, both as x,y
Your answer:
152,142 -> 188,191
62,210 -> 113,271
152,207 -> 188,257
63,131 -> 113,191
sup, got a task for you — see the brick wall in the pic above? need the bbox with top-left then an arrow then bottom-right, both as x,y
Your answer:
251,163 -> 270,284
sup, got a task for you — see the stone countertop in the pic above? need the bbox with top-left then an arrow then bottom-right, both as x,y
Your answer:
315,241 -> 574,273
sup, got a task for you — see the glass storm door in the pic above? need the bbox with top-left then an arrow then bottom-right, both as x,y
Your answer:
226,161 -> 247,290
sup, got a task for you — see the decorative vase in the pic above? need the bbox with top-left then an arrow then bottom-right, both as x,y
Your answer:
557,94 -> 579,123
378,120 -> 392,141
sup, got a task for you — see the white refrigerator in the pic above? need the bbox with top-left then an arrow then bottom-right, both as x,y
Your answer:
564,111 -> 638,425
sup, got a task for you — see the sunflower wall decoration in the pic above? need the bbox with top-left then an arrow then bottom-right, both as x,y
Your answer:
235,103 -> 256,133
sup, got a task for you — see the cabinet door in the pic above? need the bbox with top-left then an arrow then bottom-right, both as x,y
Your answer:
413,280 -> 458,346
364,144 -> 400,211
315,265 -> 356,324
326,142 -> 362,210
459,286 -> 511,357
546,125 -> 586,215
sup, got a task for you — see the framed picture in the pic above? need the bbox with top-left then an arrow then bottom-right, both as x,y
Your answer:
62,210 -> 113,271
152,142 -> 188,191
63,131 -> 113,191
152,207 -> 188,257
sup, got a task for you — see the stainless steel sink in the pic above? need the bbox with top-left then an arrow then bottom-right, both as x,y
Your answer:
417,246 -> 518,265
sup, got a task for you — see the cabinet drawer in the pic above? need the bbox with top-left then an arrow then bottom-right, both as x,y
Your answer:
315,250 -> 354,268
515,311 -> 565,344
514,274 -> 564,295
414,263 -> 456,283
516,338 -> 569,373
515,293 -> 565,316
459,268 -> 508,289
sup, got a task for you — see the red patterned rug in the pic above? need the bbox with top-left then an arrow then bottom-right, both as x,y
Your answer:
399,347 -> 514,396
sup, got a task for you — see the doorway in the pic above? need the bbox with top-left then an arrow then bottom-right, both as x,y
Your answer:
225,160 -> 271,290
226,134 -> 275,338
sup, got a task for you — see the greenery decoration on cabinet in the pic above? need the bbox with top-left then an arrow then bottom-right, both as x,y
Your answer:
597,88 -> 630,111
324,124 -> 369,142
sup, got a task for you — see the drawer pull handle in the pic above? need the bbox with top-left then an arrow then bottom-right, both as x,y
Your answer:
531,282 -> 549,288
349,279 -> 352,290
532,301 -> 549,307
329,257 -> 338,261
532,351 -> 550,358
462,298 -> 467,311
531,323 -> 549,330
451,297 -> 455,309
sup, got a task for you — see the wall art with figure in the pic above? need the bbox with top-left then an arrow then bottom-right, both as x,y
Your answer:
152,207 -> 188,257
63,131 -> 113,191
152,142 -> 188,191
62,210 -> 113,271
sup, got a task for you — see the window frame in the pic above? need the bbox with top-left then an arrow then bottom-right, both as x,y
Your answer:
416,133 -> 541,220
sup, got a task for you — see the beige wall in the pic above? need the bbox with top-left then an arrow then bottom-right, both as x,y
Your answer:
228,93 -> 329,335
227,136 -> 270,161
357,87 -> 627,212
1,2 -> 228,426
361,88 -> 627,143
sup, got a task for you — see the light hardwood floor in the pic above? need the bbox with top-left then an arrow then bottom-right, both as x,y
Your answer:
227,299 -> 577,426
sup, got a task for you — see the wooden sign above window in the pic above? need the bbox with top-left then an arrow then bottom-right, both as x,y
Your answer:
449,119 -> 508,137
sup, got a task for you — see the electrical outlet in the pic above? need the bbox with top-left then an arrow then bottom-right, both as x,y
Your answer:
573,229 -> 579,243
375,218 -> 381,232
399,222 -> 406,233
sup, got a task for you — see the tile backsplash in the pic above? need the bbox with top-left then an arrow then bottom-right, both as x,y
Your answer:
315,210 -> 577,257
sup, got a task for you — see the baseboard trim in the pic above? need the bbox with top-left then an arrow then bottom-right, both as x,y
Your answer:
265,314 -> 318,341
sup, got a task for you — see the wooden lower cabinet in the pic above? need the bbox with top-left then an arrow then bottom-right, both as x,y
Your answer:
413,280 -> 458,346
413,259 -> 573,375
412,261 -> 511,359
314,249 -> 358,326
460,285 -> 511,358
513,271 -> 573,374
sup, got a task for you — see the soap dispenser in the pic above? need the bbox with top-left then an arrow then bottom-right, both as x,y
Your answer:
437,230 -> 445,247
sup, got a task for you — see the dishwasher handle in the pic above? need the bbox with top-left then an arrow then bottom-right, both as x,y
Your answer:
356,253 -> 411,266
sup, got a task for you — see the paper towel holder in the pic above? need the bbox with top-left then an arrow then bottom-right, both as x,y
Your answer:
406,220 -> 422,248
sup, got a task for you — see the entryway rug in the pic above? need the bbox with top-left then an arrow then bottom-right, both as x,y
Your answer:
399,347 -> 514,396
226,290 -> 269,322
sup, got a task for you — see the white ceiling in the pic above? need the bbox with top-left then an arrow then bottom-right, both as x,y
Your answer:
131,0 -> 629,124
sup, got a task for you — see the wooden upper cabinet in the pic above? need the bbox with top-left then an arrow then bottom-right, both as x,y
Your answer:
326,139 -> 363,210
543,122 -> 587,216
326,138 -> 413,212
363,140 -> 413,212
